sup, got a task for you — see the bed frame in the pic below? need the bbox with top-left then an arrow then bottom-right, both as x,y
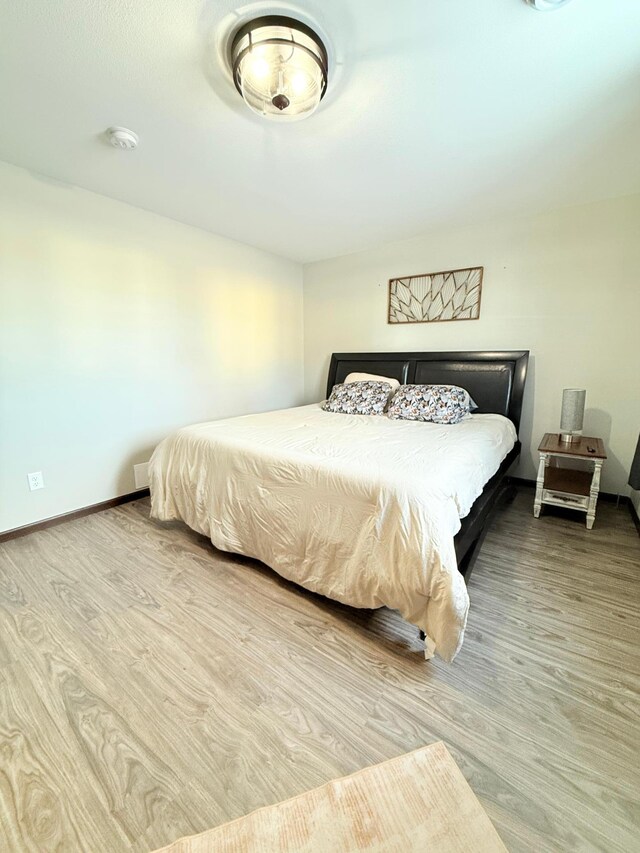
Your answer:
327,350 -> 530,585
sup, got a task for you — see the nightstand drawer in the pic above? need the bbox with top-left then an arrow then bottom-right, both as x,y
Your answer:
542,489 -> 589,510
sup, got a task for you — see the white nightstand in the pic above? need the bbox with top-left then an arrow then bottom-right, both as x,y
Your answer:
534,433 -> 607,530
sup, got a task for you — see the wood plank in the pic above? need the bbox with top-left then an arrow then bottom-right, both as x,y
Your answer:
0,492 -> 637,852
538,433 -> 606,459
543,466 -> 592,496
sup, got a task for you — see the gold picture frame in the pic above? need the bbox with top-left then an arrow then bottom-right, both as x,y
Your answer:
388,266 -> 483,324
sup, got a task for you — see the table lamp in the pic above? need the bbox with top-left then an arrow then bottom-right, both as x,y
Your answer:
560,388 -> 586,444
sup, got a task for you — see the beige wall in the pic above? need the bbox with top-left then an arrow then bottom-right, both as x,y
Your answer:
303,194 -> 640,494
3,161 -> 638,533
0,162 -> 303,533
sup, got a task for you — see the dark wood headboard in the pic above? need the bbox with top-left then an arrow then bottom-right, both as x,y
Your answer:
326,350 -> 529,432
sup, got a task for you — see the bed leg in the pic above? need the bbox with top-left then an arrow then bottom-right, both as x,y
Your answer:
423,634 -> 436,660
419,629 -> 435,660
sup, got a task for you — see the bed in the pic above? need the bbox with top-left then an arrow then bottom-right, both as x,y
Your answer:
150,350 -> 529,662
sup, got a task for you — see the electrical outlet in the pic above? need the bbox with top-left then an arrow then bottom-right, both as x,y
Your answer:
28,471 -> 44,491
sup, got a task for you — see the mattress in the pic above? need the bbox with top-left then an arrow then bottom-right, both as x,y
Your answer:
150,404 -> 516,661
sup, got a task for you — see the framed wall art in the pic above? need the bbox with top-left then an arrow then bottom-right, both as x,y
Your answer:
388,266 -> 483,324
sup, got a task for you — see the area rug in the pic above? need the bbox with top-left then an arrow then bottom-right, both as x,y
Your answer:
154,741 -> 506,852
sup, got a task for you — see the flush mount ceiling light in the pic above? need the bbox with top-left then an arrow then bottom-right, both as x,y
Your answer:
230,16 -> 328,121
524,0 -> 574,9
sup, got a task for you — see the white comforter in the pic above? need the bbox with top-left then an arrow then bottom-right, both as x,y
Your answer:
150,404 -> 516,661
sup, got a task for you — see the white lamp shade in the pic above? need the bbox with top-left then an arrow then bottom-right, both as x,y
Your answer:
560,388 -> 586,433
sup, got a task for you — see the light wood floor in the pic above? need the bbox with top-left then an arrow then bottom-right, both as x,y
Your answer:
0,491 -> 638,853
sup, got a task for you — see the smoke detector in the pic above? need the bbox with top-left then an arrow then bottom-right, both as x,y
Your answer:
524,0 -> 573,9
106,127 -> 139,150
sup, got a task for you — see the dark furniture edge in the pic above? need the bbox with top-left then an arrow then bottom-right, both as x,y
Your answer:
327,350 -> 529,431
0,489 -> 150,544
629,499 -> 640,536
456,443 -> 521,582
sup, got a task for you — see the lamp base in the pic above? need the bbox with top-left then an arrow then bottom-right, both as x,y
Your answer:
559,431 -> 581,444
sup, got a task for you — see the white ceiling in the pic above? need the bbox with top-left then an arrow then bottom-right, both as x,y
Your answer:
1,0 -> 639,262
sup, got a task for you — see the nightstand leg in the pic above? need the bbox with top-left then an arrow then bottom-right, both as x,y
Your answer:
586,460 -> 603,530
534,453 -> 547,518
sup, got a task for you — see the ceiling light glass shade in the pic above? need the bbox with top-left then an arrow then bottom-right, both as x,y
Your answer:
230,16 -> 328,121
524,0 -> 574,9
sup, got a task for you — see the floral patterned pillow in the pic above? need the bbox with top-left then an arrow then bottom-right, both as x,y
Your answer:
322,381 -> 394,416
387,384 -> 473,424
